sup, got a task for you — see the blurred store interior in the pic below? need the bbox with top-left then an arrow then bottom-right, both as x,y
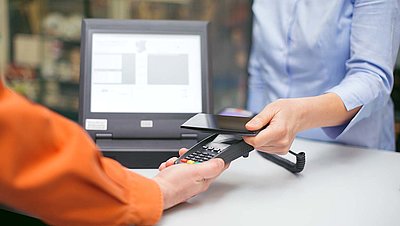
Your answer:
1,0 -> 399,150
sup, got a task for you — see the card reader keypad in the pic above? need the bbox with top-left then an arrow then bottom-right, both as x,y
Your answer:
180,145 -> 222,164
175,134 -> 254,165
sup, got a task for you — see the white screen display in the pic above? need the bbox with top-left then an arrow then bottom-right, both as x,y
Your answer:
90,33 -> 203,113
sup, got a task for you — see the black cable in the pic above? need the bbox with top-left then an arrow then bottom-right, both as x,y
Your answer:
257,150 -> 305,174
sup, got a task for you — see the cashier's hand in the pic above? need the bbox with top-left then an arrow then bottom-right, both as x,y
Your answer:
153,148 -> 227,210
244,94 -> 361,155
243,99 -> 303,155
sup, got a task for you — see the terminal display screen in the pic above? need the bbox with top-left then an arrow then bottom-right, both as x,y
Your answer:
90,33 -> 203,113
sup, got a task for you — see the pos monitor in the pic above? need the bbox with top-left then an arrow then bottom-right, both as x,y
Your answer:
79,19 -> 212,168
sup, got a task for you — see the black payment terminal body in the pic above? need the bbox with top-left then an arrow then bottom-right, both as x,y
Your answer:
174,133 -> 254,165
176,113 -> 305,173
175,113 -> 257,165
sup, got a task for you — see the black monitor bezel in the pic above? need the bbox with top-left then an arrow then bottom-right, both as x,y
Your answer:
79,19 -> 212,139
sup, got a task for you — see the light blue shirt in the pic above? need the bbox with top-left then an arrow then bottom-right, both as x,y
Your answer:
247,0 -> 400,151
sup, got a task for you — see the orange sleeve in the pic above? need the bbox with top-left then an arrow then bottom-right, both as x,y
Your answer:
0,83 -> 163,226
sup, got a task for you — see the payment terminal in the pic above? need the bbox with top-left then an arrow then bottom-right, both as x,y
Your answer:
175,113 -> 306,174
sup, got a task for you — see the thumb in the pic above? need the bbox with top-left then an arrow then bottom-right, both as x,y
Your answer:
246,109 -> 274,130
195,158 -> 225,179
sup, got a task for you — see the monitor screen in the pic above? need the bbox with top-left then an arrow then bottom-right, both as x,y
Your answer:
90,33 -> 203,113
79,19 -> 211,140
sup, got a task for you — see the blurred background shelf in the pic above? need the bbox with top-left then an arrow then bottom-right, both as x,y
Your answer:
6,0 -> 85,121
3,0 -> 252,123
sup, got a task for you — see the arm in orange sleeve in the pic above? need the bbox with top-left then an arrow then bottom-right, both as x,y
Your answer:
0,83 -> 163,225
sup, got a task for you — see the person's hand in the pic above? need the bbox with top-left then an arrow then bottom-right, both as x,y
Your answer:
243,98 -> 305,155
153,148 -> 227,210
243,94 -> 361,155
157,148 -> 188,171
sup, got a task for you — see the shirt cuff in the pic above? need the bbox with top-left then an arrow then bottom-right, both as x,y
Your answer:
322,106 -> 362,139
127,171 -> 163,226
322,96 -> 373,139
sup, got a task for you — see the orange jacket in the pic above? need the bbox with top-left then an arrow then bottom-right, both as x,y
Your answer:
0,81 -> 163,225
